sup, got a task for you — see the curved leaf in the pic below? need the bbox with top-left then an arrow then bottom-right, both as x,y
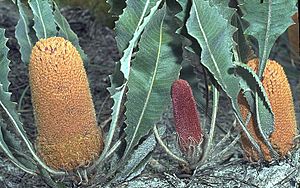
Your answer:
186,0 -> 238,92
123,5 -> 181,159
235,62 -> 274,137
52,1 -> 88,63
118,0 -> 162,80
104,0 -> 163,165
115,125 -> 166,183
29,0 -> 57,39
186,0 -> 263,156
0,29 -> 10,91
0,120 -> 36,175
0,29 -> 36,174
240,0 -> 297,77
107,0 -> 126,16
15,0 -> 35,64
115,0 -> 160,52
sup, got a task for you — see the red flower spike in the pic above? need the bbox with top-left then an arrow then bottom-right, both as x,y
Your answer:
171,79 -> 203,155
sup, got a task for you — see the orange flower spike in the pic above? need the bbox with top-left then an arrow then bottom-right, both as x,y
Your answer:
239,58 -> 297,161
171,79 -> 203,155
29,37 -> 104,171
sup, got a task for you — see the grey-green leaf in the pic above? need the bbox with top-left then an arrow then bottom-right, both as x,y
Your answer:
235,62 -> 274,137
115,0 -> 160,52
29,0 -> 57,39
115,125 -> 166,183
240,0 -> 297,77
0,120 -> 36,175
15,0 -> 34,64
107,0 -> 126,16
0,29 -> 10,91
123,5 -> 181,160
186,0 -> 240,110
118,0 -> 162,80
186,0 -> 263,154
52,1 -> 88,63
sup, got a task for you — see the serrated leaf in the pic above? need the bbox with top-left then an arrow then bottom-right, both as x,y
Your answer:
29,0 -> 57,39
210,0 -> 235,21
236,62 -> 274,137
15,0 -> 34,64
0,29 -> 10,91
115,125 -> 166,183
174,0 -> 190,23
117,0 -> 162,80
107,0 -> 126,16
232,13 -> 253,63
123,5 -> 181,160
186,0 -> 241,112
186,0 -> 237,91
104,0 -> 163,160
240,0 -> 297,77
115,0 -> 160,53
186,0 -> 264,153
52,1 -> 88,63
180,44 -> 206,115
0,29 -> 36,174
0,119 -> 36,175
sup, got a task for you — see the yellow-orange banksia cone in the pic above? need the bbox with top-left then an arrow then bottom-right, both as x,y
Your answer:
29,37 -> 104,171
238,58 -> 297,161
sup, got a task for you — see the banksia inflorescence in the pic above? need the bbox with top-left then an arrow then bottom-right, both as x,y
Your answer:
171,79 -> 203,162
239,58 -> 297,161
29,37 -> 104,171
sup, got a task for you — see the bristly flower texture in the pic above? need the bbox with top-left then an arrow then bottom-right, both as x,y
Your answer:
171,79 -> 203,162
29,37 -> 104,171
239,58 -> 297,161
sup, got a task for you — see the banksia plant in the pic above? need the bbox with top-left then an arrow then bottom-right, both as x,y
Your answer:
29,37 -> 104,171
171,79 -> 204,163
239,58 -> 297,161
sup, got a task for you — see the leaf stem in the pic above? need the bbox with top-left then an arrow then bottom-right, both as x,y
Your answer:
200,85 -> 219,162
153,124 -> 188,165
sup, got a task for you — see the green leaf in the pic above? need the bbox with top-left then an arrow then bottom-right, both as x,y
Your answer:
52,1 -> 88,63
210,0 -> 235,21
115,125 -> 166,183
107,0 -> 126,15
0,29 -> 10,91
117,0 -> 162,80
0,29 -> 36,174
15,0 -> 35,64
186,0 -> 240,110
186,0 -> 263,156
104,0 -> 163,163
235,62 -> 274,136
0,119 -> 36,175
186,0 -> 235,90
180,44 -> 207,115
231,12 -> 253,63
29,0 -> 57,39
115,0 -> 161,52
240,0 -> 297,77
123,5 -> 181,160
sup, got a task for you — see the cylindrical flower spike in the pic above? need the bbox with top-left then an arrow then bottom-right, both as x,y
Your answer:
239,58 -> 297,161
29,37 -> 104,171
171,79 -> 203,162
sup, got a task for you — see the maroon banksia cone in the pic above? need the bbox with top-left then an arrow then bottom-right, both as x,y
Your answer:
171,79 -> 204,163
